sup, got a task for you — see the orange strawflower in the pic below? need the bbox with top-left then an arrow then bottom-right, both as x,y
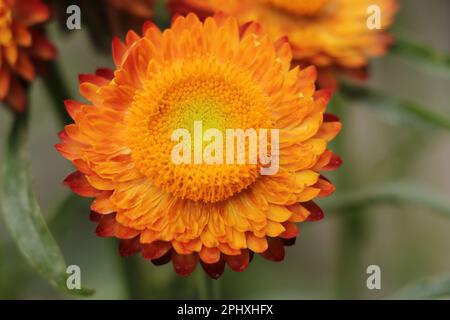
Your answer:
56,13 -> 341,278
0,0 -> 56,111
170,0 -> 398,86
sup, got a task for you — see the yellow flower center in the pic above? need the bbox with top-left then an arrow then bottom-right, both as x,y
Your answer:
0,1 -> 13,46
263,0 -> 329,16
126,57 -> 272,203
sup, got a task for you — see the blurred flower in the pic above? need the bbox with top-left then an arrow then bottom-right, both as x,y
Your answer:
50,0 -> 156,52
170,0 -> 398,88
56,13 -> 341,278
107,0 -> 155,18
0,0 -> 56,112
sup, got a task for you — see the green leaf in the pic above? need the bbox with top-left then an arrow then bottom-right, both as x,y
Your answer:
391,35 -> 450,77
340,83 -> 450,131
391,276 -> 450,299
323,181 -> 450,218
0,113 -> 93,296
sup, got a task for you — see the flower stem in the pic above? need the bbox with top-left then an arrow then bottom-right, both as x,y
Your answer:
211,279 -> 221,300
43,60 -> 73,126
195,269 -> 209,300
331,93 -> 368,299
120,255 -> 145,300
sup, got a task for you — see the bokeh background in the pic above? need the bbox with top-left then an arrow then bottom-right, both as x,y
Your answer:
0,0 -> 450,299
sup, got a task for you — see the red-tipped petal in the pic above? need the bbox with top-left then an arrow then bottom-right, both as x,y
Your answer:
282,237 -> 296,246
280,222 -> 298,239
303,201 -> 324,221
95,215 -> 118,237
323,113 -> 340,123
224,250 -> 250,272
260,238 -> 285,262
142,20 -> 158,35
78,73 -> 109,86
64,99 -> 83,121
119,237 -> 142,257
151,250 -> 172,266
172,253 -> 198,276
89,211 -> 104,222
323,153 -> 343,171
63,171 -> 101,197
314,176 -> 336,197
141,241 -> 172,260
201,259 -> 225,279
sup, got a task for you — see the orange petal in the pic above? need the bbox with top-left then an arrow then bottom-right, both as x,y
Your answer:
199,246 -> 221,264
112,37 -> 127,67
4,44 -> 18,66
78,73 -> 110,86
13,23 -> 32,46
314,176 -> 336,197
64,100 -> 83,121
245,233 -> 268,253
15,0 -> 50,25
287,203 -> 310,222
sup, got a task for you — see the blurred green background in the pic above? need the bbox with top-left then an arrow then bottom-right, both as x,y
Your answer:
0,0 -> 450,299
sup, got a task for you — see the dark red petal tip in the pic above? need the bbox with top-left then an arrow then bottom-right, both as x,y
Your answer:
201,259 -> 226,279
260,238 -> 285,262
303,201 -> 325,221
119,237 -> 141,257
172,253 -> 198,276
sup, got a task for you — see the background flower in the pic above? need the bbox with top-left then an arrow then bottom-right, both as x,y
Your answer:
0,0 -> 56,112
169,0 -> 398,88
50,0 -> 157,52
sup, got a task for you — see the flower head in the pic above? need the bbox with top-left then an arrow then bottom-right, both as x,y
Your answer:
170,0 -> 398,71
56,13 -> 341,278
0,0 -> 56,111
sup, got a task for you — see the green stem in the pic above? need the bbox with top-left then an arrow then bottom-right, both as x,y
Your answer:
195,269 -> 209,300
211,279 -> 221,300
120,256 -> 145,300
391,34 -> 450,77
43,60 -> 73,126
331,93 -> 367,299
323,181 -> 450,218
